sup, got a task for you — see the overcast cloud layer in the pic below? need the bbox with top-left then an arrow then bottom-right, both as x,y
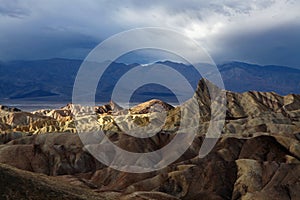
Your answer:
0,0 -> 299,68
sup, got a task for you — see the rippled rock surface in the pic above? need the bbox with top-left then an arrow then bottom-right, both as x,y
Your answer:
0,79 -> 300,199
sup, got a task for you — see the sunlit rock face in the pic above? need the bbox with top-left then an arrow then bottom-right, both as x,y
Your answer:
0,79 -> 300,199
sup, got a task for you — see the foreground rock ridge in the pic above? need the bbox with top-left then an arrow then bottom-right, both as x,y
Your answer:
0,79 -> 299,199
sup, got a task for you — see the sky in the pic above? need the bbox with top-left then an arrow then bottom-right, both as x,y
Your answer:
0,0 -> 300,68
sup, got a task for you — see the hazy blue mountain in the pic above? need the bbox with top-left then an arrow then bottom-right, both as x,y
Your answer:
0,58 -> 81,101
219,61 -> 300,94
0,58 -> 299,104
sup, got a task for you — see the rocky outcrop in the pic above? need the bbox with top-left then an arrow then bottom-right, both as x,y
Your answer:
0,79 -> 300,199
0,133 -> 299,199
233,159 -> 300,200
129,99 -> 174,114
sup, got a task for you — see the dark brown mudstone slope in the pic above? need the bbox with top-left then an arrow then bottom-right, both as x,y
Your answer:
0,79 -> 299,199
0,163 -> 116,200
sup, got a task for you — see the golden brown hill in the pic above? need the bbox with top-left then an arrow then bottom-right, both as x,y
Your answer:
0,78 -> 300,199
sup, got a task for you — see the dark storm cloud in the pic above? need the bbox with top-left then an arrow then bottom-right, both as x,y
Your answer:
0,24 -> 99,60
0,0 -> 30,18
0,0 -> 299,68
212,22 -> 300,68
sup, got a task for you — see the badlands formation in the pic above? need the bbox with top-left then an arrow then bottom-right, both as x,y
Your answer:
0,79 -> 300,199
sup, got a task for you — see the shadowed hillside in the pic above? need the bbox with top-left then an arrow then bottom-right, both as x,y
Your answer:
0,79 -> 299,199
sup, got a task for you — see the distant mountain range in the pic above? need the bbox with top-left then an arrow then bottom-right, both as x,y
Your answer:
0,58 -> 299,103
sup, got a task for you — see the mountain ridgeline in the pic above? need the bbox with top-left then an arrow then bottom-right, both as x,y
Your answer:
0,78 -> 300,199
0,59 -> 300,103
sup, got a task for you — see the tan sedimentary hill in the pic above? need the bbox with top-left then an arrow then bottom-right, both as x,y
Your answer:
129,99 -> 174,114
0,163 -> 120,200
0,78 -> 300,199
0,133 -> 299,199
1,79 -> 299,137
